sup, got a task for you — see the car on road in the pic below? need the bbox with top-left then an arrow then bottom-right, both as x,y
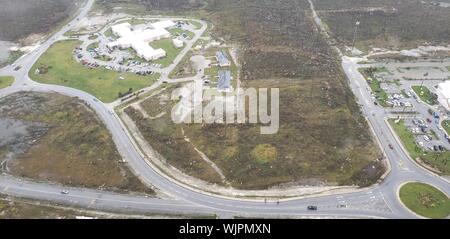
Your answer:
60,190 -> 69,195
307,205 -> 318,211
388,144 -> 394,150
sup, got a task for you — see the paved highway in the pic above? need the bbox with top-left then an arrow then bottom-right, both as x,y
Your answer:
0,0 -> 448,218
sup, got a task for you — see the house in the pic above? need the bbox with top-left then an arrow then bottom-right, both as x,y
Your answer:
216,51 -> 231,67
218,70 -> 232,92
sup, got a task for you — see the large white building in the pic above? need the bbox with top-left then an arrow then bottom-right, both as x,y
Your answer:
437,81 -> 450,110
106,20 -> 176,61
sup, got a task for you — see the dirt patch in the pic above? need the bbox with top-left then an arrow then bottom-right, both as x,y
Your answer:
0,92 -> 154,195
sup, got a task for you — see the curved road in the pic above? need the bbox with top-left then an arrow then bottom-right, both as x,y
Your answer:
0,0 -> 448,218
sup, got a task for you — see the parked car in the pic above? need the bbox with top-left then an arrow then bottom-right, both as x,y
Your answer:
307,206 -> 318,211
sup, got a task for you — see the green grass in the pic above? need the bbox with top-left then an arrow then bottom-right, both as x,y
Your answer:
30,40 -> 159,103
399,182 -> 450,219
412,86 -> 438,105
87,42 -> 99,51
368,78 -> 388,106
104,28 -> 115,38
389,119 -> 450,174
359,67 -> 390,106
169,28 -> 195,39
442,120 -> 450,136
150,39 -> 182,68
0,76 -> 14,89
189,20 -> 202,29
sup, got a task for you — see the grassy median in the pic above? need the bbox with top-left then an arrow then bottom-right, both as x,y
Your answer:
412,86 -> 437,105
400,182 -> 450,219
0,76 -> 14,89
30,40 -> 159,102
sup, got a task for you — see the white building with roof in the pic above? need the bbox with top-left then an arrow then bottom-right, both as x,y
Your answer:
172,38 -> 184,48
437,81 -> 450,110
106,20 -> 175,61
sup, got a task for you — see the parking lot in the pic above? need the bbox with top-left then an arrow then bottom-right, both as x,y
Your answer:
363,61 -> 450,153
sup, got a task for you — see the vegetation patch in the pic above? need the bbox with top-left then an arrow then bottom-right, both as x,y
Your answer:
149,39 -> 182,67
130,80 -> 384,189
169,28 -> 194,39
30,40 -> 159,102
315,0 -> 450,51
169,51 -> 195,79
251,144 -> 278,164
0,92 -> 154,195
412,86 -> 438,105
360,68 -> 390,106
0,76 -> 14,89
399,182 -> 450,219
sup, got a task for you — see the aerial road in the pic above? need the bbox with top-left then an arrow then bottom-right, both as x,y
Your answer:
0,0 -> 448,219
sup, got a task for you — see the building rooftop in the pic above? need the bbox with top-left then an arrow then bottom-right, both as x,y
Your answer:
218,70 -> 232,91
216,51 -> 230,67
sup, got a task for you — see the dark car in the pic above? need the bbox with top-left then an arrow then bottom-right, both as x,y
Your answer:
307,206 -> 318,211
389,144 -> 394,150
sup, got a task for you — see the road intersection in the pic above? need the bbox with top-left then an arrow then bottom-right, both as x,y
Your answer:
0,0 -> 448,218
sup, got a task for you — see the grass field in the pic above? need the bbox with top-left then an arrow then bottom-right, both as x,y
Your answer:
128,80 -> 384,189
189,20 -> 202,29
30,40 -> 159,102
399,182 -> 450,219
412,86 -> 438,105
0,76 -> 14,89
168,28 -> 195,39
389,119 -> 450,174
150,39 -> 182,68
0,92 -> 154,195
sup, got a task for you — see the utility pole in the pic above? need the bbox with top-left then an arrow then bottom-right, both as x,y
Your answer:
352,21 -> 360,51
